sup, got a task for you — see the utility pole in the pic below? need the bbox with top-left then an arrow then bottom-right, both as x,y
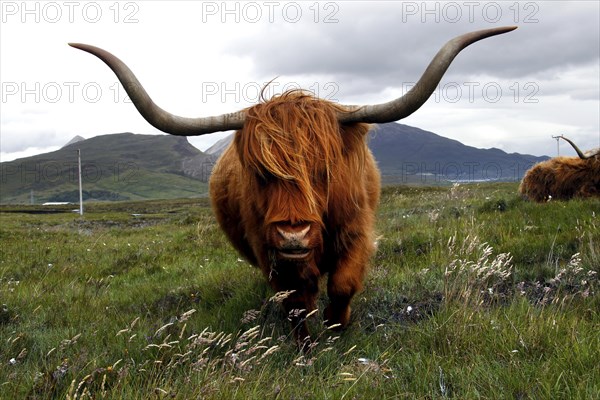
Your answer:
77,149 -> 83,215
551,135 -> 562,156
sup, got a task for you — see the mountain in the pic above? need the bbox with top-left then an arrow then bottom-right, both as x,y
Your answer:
203,123 -> 548,185
0,125 -> 549,204
62,135 -> 85,148
369,123 -> 548,184
0,133 -> 214,204
205,135 -> 234,155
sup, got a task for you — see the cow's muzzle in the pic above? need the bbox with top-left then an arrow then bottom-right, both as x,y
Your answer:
276,224 -> 312,260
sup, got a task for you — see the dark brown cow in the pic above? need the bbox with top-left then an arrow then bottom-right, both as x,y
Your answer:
70,26 -> 516,349
519,136 -> 600,202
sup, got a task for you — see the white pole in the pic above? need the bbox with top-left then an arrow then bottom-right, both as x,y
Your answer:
78,149 -> 83,215
551,135 -> 561,156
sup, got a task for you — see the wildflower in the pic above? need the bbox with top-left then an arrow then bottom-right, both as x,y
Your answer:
179,309 -> 196,322
240,309 -> 260,324
269,290 -> 296,304
259,345 -> 279,360
154,322 -> 174,337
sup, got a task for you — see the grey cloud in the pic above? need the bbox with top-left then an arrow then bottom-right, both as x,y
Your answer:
0,129 -> 62,153
225,2 -> 599,98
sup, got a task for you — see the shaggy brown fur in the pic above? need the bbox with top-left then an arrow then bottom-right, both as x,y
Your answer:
519,152 -> 600,202
209,91 -> 380,348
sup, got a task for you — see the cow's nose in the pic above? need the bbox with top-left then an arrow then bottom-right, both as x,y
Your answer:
276,224 -> 311,243
275,223 -> 312,260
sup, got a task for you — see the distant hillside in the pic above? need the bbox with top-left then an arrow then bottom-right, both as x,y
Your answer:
62,135 -> 85,148
1,124 -> 549,204
205,135 -> 234,155
0,133 -> 214,204
204,123 -> 548,185
369,123 -> 548,184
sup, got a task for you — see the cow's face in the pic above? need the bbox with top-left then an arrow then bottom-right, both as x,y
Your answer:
235,92 -> 344,264
253,173 -> 326,264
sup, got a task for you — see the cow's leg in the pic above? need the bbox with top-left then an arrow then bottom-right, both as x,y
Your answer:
282,286 -> 317,351
324,241 -> 370,329
267,263 -> 320,352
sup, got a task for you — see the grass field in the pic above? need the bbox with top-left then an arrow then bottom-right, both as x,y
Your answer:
1,183 -> 598,399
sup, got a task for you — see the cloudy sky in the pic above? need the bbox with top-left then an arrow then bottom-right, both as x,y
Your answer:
1,1 -> 599,162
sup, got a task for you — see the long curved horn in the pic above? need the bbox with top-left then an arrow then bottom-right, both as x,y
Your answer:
337,26 -> 518,124
559,136 -> 595,159
68,43 -> 246,136
70,26 -> 516,135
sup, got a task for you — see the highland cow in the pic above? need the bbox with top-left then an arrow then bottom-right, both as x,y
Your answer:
519,136 -> 600,202
70,26 -> 516,349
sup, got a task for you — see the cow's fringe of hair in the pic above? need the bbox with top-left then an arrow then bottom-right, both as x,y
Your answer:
236,90 -> 370,220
